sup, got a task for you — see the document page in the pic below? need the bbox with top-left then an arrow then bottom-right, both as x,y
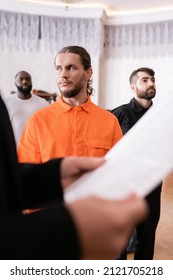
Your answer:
65,93 -> 173,203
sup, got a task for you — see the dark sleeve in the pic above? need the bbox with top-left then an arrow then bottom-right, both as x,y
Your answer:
19,158 -> 64,210
0,96 -> 81,259
0,203 -> 81,260
111,106 -> 130,134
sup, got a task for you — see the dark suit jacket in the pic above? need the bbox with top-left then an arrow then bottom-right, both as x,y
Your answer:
0,96 -> 80,259
111,98 -> 150,134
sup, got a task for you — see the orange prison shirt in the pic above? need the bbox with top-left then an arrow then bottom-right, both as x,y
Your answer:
18,96 -> 123,163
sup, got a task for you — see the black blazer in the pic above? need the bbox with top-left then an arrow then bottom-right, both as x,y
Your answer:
0,96 -> 80,259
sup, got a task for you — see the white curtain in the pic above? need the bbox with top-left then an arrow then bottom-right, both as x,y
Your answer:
1,9 -> 173,58
0,10 -> 104,56
41,15 -> 104,56
104,20 -> 173,58
0,10 -> 39,52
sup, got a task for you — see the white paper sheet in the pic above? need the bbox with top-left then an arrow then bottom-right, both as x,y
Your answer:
64,93 -> 173,203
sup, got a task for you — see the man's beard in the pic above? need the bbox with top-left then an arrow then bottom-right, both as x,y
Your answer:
136,87 -> 156,100
16,85 -> 32,96
59,79 -> 84,98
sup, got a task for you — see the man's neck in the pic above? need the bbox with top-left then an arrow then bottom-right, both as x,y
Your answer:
135,97 -> 152,108
62,92 -> 88,107
17,92 -> 32,100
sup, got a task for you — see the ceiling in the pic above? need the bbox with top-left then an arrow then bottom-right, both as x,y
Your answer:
1,0 -> 173,24
17,0 -> 173,15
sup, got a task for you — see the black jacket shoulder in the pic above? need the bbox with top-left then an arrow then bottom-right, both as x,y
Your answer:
111,103 -> 132,134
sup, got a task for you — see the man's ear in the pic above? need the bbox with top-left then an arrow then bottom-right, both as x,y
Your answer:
86,68 -> 93,80
130,83 -> 136,92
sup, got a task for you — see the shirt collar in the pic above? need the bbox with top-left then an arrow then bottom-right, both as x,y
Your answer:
57,95 -> 91,113
130,97 -> 153,113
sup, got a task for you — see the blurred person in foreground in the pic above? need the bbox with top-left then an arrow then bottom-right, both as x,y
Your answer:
0,94 -> 147,260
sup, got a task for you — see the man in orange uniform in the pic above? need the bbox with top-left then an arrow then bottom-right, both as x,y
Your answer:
18,46 -> 122,163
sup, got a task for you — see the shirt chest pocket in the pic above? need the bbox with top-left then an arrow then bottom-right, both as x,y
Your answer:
86,137 -> 112,156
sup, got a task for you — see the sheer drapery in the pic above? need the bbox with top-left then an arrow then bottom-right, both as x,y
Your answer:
1,9 -> 173,58
0,10 -> 104,56
41,15 -> 104,56
104,20 -> 173,58
0,10 -> 39,52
